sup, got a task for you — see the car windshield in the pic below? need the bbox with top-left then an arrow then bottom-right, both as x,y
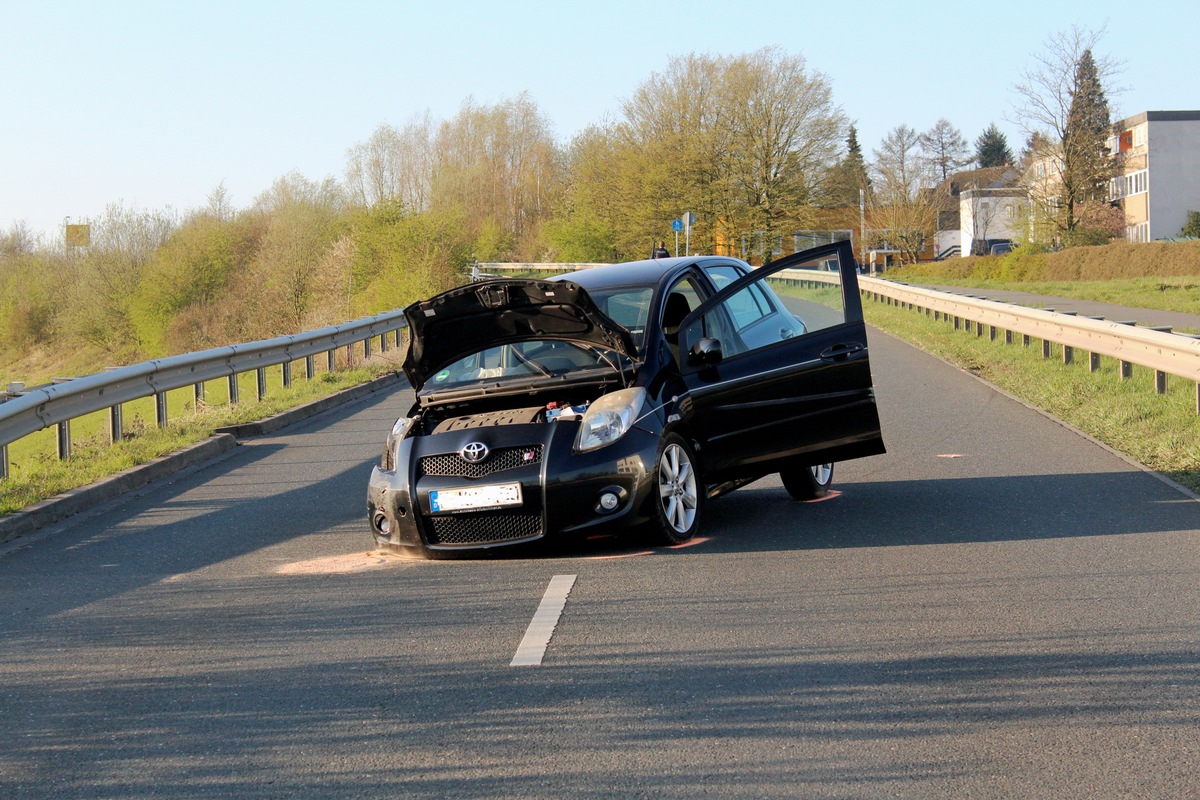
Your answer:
425,339 -> 630,391
583,286 -> 654,351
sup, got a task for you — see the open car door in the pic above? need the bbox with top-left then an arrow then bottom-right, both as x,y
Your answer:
677,241 -> 885,481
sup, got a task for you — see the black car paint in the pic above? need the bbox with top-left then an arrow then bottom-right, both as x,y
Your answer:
367,242 -> 883,556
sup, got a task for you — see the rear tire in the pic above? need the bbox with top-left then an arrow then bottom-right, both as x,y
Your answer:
781,462 -> 834,501
653,434 -> 702,545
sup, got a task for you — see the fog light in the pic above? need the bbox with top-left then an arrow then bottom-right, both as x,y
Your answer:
599,492 -> 619,511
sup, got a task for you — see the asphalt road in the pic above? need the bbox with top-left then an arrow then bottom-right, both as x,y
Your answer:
2,328 -> 1198,799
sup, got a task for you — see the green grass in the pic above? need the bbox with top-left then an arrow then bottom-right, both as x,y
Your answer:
861,298 -> 1200,494
1,356 -> 402,516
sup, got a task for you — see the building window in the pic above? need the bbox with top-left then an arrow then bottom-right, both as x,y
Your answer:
1110,169 -> 1148,201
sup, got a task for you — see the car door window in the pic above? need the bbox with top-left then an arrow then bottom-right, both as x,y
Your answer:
681,247 -> 855,363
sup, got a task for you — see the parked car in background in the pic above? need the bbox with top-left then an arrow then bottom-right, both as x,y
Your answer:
367,241 -> 885,558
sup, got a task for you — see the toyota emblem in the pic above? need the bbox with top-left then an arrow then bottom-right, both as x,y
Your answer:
459,442 -> 489,463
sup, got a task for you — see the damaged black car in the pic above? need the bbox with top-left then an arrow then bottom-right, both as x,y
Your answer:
367,240 -> 884,558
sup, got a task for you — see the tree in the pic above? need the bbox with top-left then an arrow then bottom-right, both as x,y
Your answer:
430,93 -> 558,260
975,123 -> 1014,168
345,113 -> 434,211
1182,211 -> 1200,239
919,118 -> 971,181
822,124 -> 871,207
1013,26 -> 1122,245
871,126 -> 938,264
608,47 -> 844,259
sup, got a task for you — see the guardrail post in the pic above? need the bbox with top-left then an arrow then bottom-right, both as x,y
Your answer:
363,337 -> 372,359
306,355 -> 315,380
1023,334 -> 1030,347
283,361 -> 292,388
1120,361 -> 1133,380
1005,330 -> 1013,345
1089,352 -> 1100,372
229,373 -> 240,404
57,420 -> 71,460
1156,371 -> 1168,394
1042,340 -> 1051,359
327,349 -> 336,372
379,333 -> 388,353
989,326 -> 997,342
256,368 -> 267,401
156,392 -> 168,428
1063,345 -> 1074,365
194,381 -> 205,406
110,404 -> 123,443
1,443 -> 7,480
395,328 -> 403,349
954,316 -> 960,331
975,321 -> 984,338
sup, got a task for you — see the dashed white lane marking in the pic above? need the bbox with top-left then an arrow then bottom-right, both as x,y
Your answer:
511,574 -> 576,667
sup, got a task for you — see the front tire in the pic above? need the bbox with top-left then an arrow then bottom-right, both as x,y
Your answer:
653,434 -> 702,545
781,462 -> 834,501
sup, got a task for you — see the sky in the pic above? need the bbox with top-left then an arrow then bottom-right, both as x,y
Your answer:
2,0 -> 1195,242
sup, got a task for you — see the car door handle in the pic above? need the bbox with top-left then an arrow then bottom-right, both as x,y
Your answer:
780,327 -> 795,340
819,343 -> 864,361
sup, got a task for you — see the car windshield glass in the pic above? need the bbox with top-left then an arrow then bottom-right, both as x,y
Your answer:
425,339 -> 629,391
583,286 -> 653,351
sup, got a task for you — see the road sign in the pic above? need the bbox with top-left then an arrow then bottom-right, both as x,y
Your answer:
671,219 -> 683,232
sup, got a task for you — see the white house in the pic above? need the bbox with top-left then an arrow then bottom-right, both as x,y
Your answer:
959,188 -> 1028,256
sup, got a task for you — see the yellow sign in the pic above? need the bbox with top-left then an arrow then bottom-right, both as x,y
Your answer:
65,224 -> 91,247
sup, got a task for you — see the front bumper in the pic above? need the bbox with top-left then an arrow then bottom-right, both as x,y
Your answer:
367,420 -> 659,554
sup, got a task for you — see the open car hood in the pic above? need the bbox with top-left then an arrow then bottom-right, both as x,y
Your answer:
402,279 -> 638,390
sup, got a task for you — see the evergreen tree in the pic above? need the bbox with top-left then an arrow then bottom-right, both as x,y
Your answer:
822,124 -> 871,206
975,123 -> 1014,168
1062,49 -> 1114,222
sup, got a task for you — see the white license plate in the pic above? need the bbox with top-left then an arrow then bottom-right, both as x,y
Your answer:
430,483 -> 523,513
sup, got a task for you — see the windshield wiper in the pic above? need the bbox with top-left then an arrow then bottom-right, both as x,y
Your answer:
578,343 -> 637,388
509,347 -> 552,377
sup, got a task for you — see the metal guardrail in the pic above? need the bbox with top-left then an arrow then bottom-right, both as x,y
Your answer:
776,270 -> 1200,412
0,309 -> 409,479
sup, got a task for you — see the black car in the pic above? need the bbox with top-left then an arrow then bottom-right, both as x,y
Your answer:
367,240 -> 884,557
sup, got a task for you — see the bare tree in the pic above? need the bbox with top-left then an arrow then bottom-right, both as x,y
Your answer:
871,126 -> 938,264
1012,25 -> 1123,244
920,119 -> 972,182
345,113 -> 434,211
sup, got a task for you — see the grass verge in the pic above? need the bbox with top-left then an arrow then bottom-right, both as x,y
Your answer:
861,298 -> 1200,494
1,356 -> 402,516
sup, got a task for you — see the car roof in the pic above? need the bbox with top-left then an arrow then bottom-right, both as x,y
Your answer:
556,257 -> 702,290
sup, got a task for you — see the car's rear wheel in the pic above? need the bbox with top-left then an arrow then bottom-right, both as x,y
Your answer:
653,434 -> 702,545
780,462 -> 834,501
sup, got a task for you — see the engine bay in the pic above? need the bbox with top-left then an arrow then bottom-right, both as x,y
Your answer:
429,401 -> 592,434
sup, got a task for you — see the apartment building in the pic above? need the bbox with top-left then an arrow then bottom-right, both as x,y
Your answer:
1109,111 -> 1200,242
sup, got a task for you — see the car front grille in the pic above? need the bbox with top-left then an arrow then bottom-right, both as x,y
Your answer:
426,512 -> 543,546
419,445 -> 543,480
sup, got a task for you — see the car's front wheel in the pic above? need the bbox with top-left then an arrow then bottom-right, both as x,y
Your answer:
653,434 -> 702,545
780,462 -> 834,501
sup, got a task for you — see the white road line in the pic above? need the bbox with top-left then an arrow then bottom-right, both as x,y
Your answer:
510,574 -> 577,667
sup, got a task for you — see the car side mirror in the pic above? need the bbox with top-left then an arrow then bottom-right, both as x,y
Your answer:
688,337 -> 723,366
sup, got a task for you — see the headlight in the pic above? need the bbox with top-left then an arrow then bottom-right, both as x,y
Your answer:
382,417 -> 414,469
574,388 -> 646,453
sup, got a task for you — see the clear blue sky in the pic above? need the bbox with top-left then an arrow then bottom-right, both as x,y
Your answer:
2,0 -> 1194,241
